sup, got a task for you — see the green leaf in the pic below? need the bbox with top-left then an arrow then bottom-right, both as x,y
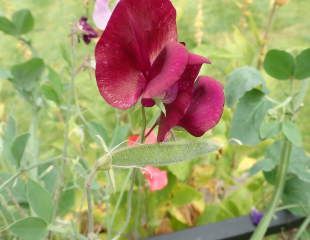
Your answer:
264,49 -> 295,80
289,146 -> 310,183
41,84 -> 60,104
109,124 -> 130,148
11,133 -> 30,168
282,121 -> 303,147
47,67 -> 64,94
58,188 -> 76,216
250,141 -> 310,183
12,9 -> 34,35
260,121 -> 281,139
295,48 -> 310,80
225,66 -> 267,107
171,183 -> 202,206
9,217 -> 47,240
10,58 -> 45,92
230,89 -> 273,145
86,121 -> 110,146
168,162 -> 192,181
0,16 -> 16,35
27,179 -> 54,223
283,177 -> 310,216
111,140 -> 219,166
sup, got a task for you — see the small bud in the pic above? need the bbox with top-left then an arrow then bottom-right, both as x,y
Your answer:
275,0 -> 289,6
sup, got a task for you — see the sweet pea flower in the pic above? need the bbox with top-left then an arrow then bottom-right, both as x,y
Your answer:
250,207 -> 264,226
95,0 -> 224,141
142,166 -> 168,192
127,130 -> 168,191
78,17 -> 98,44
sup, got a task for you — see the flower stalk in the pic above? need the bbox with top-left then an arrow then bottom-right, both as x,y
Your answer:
250,138 -> 292,240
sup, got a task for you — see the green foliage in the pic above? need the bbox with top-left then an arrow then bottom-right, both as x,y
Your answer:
11,9 -> 34,35
171,184 -> 202,206
283,177 -> 310,216
111,140 -> 219,166
250,141 -> 310,183
10,58 -> 45,93
0,9 -> 34,36
295,48 -> 310,80
225,67 -> 267,107
282,121 -> 302,147
9,217 -> 47,240
0,16 -> 17,35
230,89 -> 273,145
11,133 -> 30,168
27,179 -> 54,223
264,50 -> 295,80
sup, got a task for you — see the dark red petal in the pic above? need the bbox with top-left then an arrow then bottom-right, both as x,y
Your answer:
142,42 -> 188,99
95,0 -> 177,109
179,77 -> 225,137
157,53 -> 210,142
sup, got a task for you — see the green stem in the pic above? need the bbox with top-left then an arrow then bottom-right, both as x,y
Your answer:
0,157 -> 59,192
250,139 -> 292,240
108,170 -> 133,239
293,216 -> 310,240
257,1 -> 278,69
26,107 -> 39,178
140,106 -> 147,143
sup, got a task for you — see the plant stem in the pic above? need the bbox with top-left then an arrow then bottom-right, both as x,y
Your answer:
86,156 -> 110,239
0,157 -> 59,192
257,1 -> 278,69
140,106 -> 147,143
111,170 -> 136,240
250,139 -> 292,240
293,215 -> 310,240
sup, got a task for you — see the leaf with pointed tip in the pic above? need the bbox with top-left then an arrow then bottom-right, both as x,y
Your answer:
12,9 -> 34,35
111,140 -> 219,166
27,179 -> 54,223
11,133 -> 30,168
0,16 -> 16,35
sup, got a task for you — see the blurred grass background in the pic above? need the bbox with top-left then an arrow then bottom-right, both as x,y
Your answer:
0,0 -> 309,239
1,0 -> 309,150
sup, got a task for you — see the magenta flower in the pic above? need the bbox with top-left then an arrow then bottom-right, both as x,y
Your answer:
95,0 -> 224,141
78,17 -> 98,44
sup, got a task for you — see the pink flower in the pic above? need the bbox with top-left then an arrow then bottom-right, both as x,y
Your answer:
142,166 -> 168,192
95,0 -> 224,141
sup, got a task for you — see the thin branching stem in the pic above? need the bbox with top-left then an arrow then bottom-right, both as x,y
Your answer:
250,138 -> 292,239
257,1 -> 278,69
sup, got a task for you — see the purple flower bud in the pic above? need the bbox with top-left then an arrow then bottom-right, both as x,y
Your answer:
250,207 -> 264,225
78,17 -> 98,44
